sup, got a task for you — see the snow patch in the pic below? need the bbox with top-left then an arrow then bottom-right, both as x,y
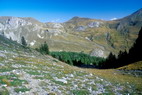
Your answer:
110,18 -> 117,21
30,40 -> 36,46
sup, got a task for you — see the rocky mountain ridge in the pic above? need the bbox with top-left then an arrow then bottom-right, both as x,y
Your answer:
0,8 -> 142,57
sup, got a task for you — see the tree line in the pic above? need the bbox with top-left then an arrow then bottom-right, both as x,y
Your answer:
101,27 -> 142,68
22,27 -> 142,69
50,51 -> 105,67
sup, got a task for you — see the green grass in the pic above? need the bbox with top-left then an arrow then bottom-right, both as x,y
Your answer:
0,57 -> 5,61
26,71 -> 42,75
103,85 -> 115,95
14,86 -> 30,93
71,89 -> 90,95
52,80 -> 66,86
10,79 -> 28,86
0,87 -> 9,95
0,74 -> 28,86
0,31 -> 142,94
75,71 -> 88,77
33,76 -> 45,80
0,66 -> 14,72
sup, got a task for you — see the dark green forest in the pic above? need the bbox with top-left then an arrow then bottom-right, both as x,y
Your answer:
50,51 -> 105,67
36,27 -> 142,69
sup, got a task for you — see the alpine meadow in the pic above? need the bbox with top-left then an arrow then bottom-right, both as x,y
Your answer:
0,0 -> 142,94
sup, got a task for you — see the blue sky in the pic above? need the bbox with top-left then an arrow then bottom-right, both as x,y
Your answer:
0,0 -> 142,22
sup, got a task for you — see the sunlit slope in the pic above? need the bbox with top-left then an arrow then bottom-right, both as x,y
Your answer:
0,34 -> 142,94
0,9 -> 142,58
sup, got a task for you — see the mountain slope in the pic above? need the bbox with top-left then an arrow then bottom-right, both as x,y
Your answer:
0,31 -> 142,94
0,9 -> 142,58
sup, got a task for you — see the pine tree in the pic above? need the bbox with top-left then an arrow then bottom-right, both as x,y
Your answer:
21,36 -> 27,47
38,41 -> 49,55
43,41 -> 49,54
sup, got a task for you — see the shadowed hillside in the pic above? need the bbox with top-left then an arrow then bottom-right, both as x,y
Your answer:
102,27 -> 142,68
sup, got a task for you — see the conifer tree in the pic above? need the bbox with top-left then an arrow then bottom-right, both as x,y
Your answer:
21,36 -> 27,47
38,41 -> 49,54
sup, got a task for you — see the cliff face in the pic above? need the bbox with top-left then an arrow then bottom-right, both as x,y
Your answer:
0,9 -> 142,58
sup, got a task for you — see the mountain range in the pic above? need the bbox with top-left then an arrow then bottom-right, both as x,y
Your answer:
0,8 -> 142,58
0,9 -> 142,94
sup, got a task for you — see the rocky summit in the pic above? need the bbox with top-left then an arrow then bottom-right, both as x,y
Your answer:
0,9 -> 142,58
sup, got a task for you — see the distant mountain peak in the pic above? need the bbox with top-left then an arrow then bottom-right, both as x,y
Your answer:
131,8 -> 142,16
135,8 -> 142,12
72,16 -> 80,19
121,8 -> 142,21
67,16 -> 91,23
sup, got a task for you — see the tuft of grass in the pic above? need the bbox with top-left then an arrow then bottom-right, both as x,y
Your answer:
33,76 -> 45,80
1,79 -> 11,86
10,79 -> 28,86
0,57 -> 5,61
26,71 -> 42,75
71,89 -> 90,95
48,92 -> 57,95
0,66 -> 14,72
0,87 -> 9,95
75,71 -> 87,77
52,80 -> 66,86
0,74 -> 28,86
14,86 -> 30,93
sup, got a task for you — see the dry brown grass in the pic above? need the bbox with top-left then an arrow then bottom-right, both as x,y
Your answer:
81,68 -> 142,91
118,61 -> 142,70
2,79 -> 11,86
46,56 -> 142,92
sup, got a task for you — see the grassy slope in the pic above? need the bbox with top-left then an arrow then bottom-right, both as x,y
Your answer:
0,35 -> 142,94
83,68 -> 142,92
64,18 -> 142,55
118,61 -> 142,70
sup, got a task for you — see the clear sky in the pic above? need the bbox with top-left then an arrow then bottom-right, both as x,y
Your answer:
0,0 -> 142,22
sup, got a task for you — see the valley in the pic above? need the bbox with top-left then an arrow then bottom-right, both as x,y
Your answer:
0,35 -> 142,94
0,8 -> 142,95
